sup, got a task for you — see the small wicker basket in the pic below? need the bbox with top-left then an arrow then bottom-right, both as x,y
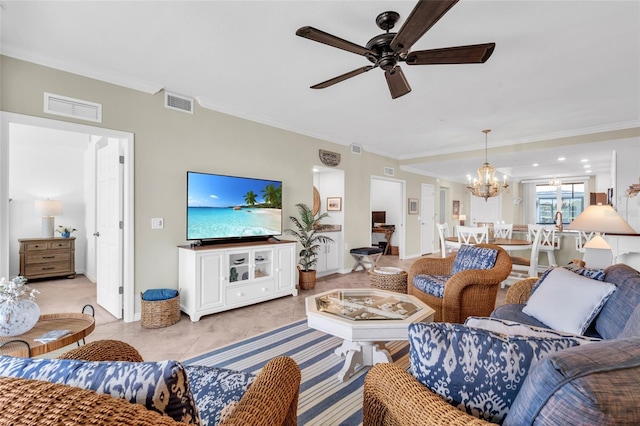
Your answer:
140,292 -> 181,329
369,269 -> 408,294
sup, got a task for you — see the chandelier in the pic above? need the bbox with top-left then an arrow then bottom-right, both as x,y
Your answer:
549,177 -> 562,187
466,129 -> 509,201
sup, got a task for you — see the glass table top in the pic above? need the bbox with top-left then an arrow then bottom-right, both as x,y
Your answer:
314,290 -> 421,321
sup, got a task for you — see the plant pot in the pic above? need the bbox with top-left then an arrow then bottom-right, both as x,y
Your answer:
0,299 -> 40,337
298,267 -> 316,290
61,232 -> 70,238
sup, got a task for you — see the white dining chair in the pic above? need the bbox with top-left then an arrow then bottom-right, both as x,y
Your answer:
436,223 -> 459,257
529,225 -> 560,269
493,223 -> 513,239
505,224 -> 543,287
574,231 -> 595,253
457,226 -> 489,244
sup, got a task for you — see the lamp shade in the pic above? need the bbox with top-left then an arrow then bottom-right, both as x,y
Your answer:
34,200 -> 62,216
566,204 -> 636,234
458,214 -> 467,220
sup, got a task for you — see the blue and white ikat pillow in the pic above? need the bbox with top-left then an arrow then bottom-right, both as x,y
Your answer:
0,356 -> 201,425
451,244 -> 498,274
408,322 -> 593,424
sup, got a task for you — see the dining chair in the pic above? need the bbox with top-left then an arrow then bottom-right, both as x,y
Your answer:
493,223 -> 513,239
533,225 -> 560,268
457,226 -> 489,244
506,224 -> 543,287
436,223 -> 459,258
574,230 -> 595,253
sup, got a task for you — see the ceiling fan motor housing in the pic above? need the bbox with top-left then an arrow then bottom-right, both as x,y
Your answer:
366,32 -> 398,70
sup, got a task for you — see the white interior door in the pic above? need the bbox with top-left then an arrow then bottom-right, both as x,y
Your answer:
96,138 -> 123,319
470,194 -> 502,225
420,184 -> 435,254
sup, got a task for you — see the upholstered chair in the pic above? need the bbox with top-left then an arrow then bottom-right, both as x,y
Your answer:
408,243 -> 512,323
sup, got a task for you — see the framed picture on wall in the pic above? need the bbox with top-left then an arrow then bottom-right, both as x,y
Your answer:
327,197 -> 342,211
408,198 -> 419,214
452,200 -> 460,219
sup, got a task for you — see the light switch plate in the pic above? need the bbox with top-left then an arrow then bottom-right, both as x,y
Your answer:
151,218 -> 164,229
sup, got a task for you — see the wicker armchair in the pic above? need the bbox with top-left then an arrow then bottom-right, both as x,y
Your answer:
0,340 -> 301,426
407,244 -> 512,323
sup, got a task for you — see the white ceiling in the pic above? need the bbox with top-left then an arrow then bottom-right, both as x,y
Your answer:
2,1 -> 639,183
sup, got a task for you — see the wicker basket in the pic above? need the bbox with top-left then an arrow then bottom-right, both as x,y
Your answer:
369,269 -> 408,293
140,292 -> 181,329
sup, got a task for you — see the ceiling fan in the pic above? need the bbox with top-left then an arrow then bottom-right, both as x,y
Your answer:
296,0 -> 495,99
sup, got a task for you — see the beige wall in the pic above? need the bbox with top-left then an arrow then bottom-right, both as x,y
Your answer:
1,56 -> 456,296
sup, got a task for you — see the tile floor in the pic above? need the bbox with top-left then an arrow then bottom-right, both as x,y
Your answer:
31,254 -> 507,361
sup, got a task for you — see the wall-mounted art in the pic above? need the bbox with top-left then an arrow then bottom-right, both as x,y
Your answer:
327,197 -> 342,211
452,200 -> 460,219
408,198 -> 419,214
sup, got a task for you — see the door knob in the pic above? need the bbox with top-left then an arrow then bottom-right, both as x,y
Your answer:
93,232 -> 100,237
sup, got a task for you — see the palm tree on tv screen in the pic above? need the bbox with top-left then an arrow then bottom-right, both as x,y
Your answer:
244,191 -> 258,206
261,184 -> 282,208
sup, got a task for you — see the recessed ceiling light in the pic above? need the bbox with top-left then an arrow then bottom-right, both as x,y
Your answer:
585,169 -> 592,173
581,159 -> 589,162
584,164 -> 591,168
533,163 -> 539,167
558,157 -> 566,161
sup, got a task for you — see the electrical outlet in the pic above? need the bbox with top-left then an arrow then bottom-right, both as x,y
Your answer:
151,218 -> 164,229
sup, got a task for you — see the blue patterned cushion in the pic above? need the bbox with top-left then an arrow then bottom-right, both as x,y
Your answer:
408,322 -> 594,424
505,337 -> 640,425
185,365 -> 254,426
596,264 -> 640,339
0,356 -> 200,425
451,244 -> 498,274
413,274 -> 450,298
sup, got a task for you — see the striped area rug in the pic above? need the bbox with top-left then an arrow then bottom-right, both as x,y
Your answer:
183,319 -> 410,426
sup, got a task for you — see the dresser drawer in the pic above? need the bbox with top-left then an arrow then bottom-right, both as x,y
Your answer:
226,281 -> 275,305
25,251 -> 71,264
25,262 -> 71,276
47,240 -> 73,250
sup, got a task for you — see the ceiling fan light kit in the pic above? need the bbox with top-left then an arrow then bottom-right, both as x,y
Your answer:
296,0 -> 495,99
467,129 -> 509,201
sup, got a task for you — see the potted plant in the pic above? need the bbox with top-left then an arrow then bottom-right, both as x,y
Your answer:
56,226 -> 77,238
285,203 -> 334,290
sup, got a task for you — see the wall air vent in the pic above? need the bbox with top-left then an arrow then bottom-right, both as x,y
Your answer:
350,144 -> 362,155
384,167 -> 395,176
44,93 -> 102,123
165,91 -> 194,114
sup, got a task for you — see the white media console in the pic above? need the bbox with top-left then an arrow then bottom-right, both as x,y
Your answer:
178,239 -> 298,321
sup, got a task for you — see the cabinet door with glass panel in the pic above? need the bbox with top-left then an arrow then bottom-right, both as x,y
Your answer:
227,248 -> 274,283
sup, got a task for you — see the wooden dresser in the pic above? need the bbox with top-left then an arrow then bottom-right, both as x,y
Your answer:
18,237 -> 76,280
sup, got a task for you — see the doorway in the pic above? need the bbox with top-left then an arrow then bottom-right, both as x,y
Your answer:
0,112 -> 135,322
420,184 -> 435,254
370,176 -> 405,258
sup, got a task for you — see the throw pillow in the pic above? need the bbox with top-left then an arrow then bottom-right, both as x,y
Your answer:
505,337 -> 640,425
185,365 -> 255,426
464,316 -> 601,342
531,264 -> 606,294
0,356 -> 200,425
523,267 -> 616,335
451,244 -> 498,274
408,322 -> 591,424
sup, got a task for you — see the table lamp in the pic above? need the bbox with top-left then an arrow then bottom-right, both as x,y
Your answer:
458,214 -> 467,226
566,203 -> 636,268
35,200 -> 62,238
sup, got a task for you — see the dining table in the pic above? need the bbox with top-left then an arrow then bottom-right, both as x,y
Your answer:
445,237 -> 531,250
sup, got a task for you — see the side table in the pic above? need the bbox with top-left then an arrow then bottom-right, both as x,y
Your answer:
0,313 -> 95,357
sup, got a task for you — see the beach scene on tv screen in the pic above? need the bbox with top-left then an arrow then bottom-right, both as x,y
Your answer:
187,173 -> 282,240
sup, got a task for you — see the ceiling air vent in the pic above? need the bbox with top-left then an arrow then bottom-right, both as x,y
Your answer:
165,92 -> 194,114
384,167 -> 395,176
350,144 -> 362,155
44,93 -> 102,122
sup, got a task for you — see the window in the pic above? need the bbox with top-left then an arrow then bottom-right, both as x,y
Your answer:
535,182 -> 585,224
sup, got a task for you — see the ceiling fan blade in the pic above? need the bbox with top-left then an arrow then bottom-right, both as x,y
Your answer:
296,26 -> 377,58
310,66 -> 375,89
385,66 -> 411,99
405,43 -> 496,65
390,0 -> 459,54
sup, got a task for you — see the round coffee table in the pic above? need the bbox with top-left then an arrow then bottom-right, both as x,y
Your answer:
0,313 -> 95,357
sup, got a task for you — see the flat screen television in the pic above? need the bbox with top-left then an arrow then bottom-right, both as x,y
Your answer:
187,171 -> 282,243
